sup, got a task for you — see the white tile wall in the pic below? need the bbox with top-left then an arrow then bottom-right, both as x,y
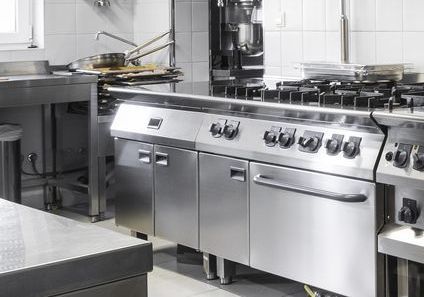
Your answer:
133,0 -> 209,81
173,0 -> 209,82
0,0 -> 135,66
264,0 -> 424,78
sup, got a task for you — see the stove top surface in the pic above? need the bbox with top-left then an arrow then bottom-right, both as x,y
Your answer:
137,79 -> 424,112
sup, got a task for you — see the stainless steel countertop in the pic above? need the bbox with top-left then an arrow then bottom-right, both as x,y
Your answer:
0,199 -> 152,297
378,223 -> 424,264
0,73 -> 97,89
0,73 -> 97,108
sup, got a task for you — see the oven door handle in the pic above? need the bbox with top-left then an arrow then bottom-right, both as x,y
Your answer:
253,175 -> 368,203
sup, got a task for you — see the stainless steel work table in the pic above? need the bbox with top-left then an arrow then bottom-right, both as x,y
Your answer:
0,199 -> 152,297
0,61 -> 107,221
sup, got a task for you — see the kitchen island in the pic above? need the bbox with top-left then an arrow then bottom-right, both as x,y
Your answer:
0,199 -> 152,297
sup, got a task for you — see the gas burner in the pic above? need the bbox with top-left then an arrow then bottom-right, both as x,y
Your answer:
211,80 -> 424,110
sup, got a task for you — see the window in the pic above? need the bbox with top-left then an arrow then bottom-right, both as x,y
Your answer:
0,0 -> 31,45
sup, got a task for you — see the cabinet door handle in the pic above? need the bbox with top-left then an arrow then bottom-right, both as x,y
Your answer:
155,152 -> 169,166
138,150 -> 152,164
253,174 -> 367,203
230,167 -> 246,182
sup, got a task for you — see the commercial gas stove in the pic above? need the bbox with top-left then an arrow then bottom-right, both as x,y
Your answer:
109,79 -> 424,297
375,106 -> 424,297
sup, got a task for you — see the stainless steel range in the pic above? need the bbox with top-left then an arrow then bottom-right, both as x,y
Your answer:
109,79 -> 422,297
375,105 -> 424,297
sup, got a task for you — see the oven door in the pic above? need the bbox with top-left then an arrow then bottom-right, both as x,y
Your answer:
250,162 -> 378,297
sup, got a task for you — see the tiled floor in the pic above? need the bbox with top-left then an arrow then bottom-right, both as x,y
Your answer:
55,208 -> 308,297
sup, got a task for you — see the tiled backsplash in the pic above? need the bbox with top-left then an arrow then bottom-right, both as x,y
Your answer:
0,0 -> 208,82
0,0 -> 134,66
264,0 -> 424,79
174,0 -> 209,82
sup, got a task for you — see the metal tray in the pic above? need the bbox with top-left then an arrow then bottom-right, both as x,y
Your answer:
298,62 -> 405,82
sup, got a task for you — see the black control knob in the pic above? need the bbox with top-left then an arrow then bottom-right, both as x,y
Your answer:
398,205 -> 419,224
326,139 -> 340,155
223,124 -> 238,140
209,122 -> 223,138
393,150 -> 409,168
385,151 -> 394,161
263,131 -> 278,146
278,133 -> 293,148
343,141 -> 359,158
299,136 -> 320,151
413,153 -> 424,171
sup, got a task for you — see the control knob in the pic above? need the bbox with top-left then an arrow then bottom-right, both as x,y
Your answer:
299,136 -> 320,152
393,149 -> 409,168
278,132 -> 293,148
343,142 -> 358,158
413,153 -> 424,171
210,121 -> 224,138
342,137 -> 361,159
263,130 -> 278,146
398,199 -> 419,225
223,121 -> 240,140
326,139 -> 341,155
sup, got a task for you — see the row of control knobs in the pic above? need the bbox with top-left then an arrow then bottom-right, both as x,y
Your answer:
263,127 -> 361,158
210,120 -> 240,140
385,144 -> 424,171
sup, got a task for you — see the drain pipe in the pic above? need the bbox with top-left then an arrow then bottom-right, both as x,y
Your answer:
340,0 -> 349,64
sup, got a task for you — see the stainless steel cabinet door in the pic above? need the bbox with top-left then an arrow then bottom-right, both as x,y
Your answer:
199,153 -> 249,265
154,145 -> 199,249
114,139 -> 154,235
250,162 -> 378,297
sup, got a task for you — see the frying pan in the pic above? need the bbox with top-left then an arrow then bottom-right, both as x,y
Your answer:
67,31 -> 173,71
67,53 -> 126,72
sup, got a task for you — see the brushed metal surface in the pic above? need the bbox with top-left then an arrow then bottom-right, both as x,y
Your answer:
249,162 -> 378,297
0,61 -> 50,76
114,139 -> 154,235
111,104 -> 204,150
199,153 -> 249,265
378,224 -> 424,265
154,145 -> 199,249
108,84 -> 379,129
376,126 -> 424,190
0,200 -> 152,297
196,113 -> 383,181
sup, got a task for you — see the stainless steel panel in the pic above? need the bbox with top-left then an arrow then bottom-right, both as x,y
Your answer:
154,145 -> 199,249
199,153 -> 249,265
250,162 -> 378,297
108,84 -> 379,129
378,224 -> 424,265
376,128 -> 424,190
196,114 -> 383,181
115,139 -> 154,234
98,116 -> 115,157
0,61 -> 50,76
0,200 -> 152,297
111,104 -> 205,150
58,275 -> 148,297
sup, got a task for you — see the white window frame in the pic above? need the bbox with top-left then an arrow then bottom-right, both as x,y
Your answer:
0,0 -> 31,45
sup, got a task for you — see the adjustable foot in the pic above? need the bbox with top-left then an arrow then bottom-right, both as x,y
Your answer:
203,253 -> 218,280
217,257 -> 236,285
